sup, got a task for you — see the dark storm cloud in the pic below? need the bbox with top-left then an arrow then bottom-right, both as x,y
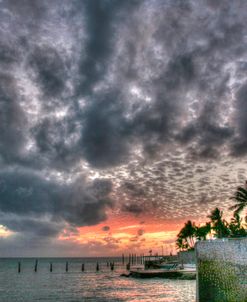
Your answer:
0,0 -> 247,253
122,204 -> 144,216
0,42 -> 19,65
1,0 -> 245,169
29,46 -> 67,98
231,83 -> 247,156
77,0 -> 116,95
0,74 -> 27,163
76,0 -> 247,167
77,0 -> 141,96
178,102 -> 234,159
80,91 -> 131,168
0,169 -> 113,235
122,181 -> 145,197
0,215 -> 62,237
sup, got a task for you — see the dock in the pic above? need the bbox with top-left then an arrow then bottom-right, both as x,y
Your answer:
130,268 -> 196,279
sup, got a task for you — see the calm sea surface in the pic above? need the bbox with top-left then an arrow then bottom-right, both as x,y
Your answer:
0,258 -> 196,302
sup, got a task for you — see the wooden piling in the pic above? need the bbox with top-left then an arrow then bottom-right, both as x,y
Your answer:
18,261 -> 21,273
96,262 -> 99,271
126,262 -> 130,270
110,262 -> 114,271
81,263 -> 84,271
122,254 -> 125,265
66,261 -> 68,272
34,259 -> 38,272
50,262 -> 53,272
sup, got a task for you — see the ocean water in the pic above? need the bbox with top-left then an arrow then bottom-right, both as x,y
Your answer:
0,258 -> 196,302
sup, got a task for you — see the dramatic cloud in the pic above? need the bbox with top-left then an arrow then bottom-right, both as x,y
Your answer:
0,0 -> 247,254
0,169 -> 113,235
122,204 -> 144,216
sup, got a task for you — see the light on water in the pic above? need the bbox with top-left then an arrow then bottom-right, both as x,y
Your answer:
0,258 -> 196,302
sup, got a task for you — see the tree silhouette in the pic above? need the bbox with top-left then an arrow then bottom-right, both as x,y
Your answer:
230,185 -> 247,217
176,220 -> 196,250
195,223 -> 211,240
228,212 -> 247,237
208,208 -> 230,238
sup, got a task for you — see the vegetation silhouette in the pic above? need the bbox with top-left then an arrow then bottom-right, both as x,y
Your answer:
176,183 -> 247,251
230,184 -> 247,216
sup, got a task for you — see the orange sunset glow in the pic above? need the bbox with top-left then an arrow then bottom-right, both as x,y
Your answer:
57,213 -> 191,256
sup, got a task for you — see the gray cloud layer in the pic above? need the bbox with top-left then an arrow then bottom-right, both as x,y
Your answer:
0,0 -> 247,254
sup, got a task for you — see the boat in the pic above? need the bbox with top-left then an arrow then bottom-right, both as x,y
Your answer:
129,262 -> 196,279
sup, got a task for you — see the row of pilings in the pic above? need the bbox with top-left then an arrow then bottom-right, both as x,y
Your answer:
16,254 -> 150,273
18,261 -> 105,273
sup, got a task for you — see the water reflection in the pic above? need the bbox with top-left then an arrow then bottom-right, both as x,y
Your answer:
0,258 -> 196,301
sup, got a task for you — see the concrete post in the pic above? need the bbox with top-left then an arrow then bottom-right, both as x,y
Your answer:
196,238 -> 247,302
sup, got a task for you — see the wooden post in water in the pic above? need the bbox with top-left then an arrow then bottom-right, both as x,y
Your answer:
126,262 -> 130,270
81,263 -> 84,271
96,262 -> 99,271
110,262 -> 114,271
34,259 -> 38,272
66,261 -> 68,272
18,261 -> 21,273
50,262 -> 53,272
122,254 -> 124,265
129,254 -> 131,265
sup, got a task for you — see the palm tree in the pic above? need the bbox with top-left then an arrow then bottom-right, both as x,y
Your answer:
208,208 -> 230,238
230,185 -> 247,216
177,220 -> 196,250
228,213 -> 247,237
175,236 -> 189,251
195,223 -> 211,240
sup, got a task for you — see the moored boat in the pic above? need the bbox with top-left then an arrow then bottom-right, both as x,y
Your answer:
129,262 -> 196,279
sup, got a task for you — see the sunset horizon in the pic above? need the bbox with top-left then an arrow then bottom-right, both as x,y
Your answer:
0,0 -> 247,259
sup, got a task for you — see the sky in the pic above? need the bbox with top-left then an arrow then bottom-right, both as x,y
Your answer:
0,0 -> 247,257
